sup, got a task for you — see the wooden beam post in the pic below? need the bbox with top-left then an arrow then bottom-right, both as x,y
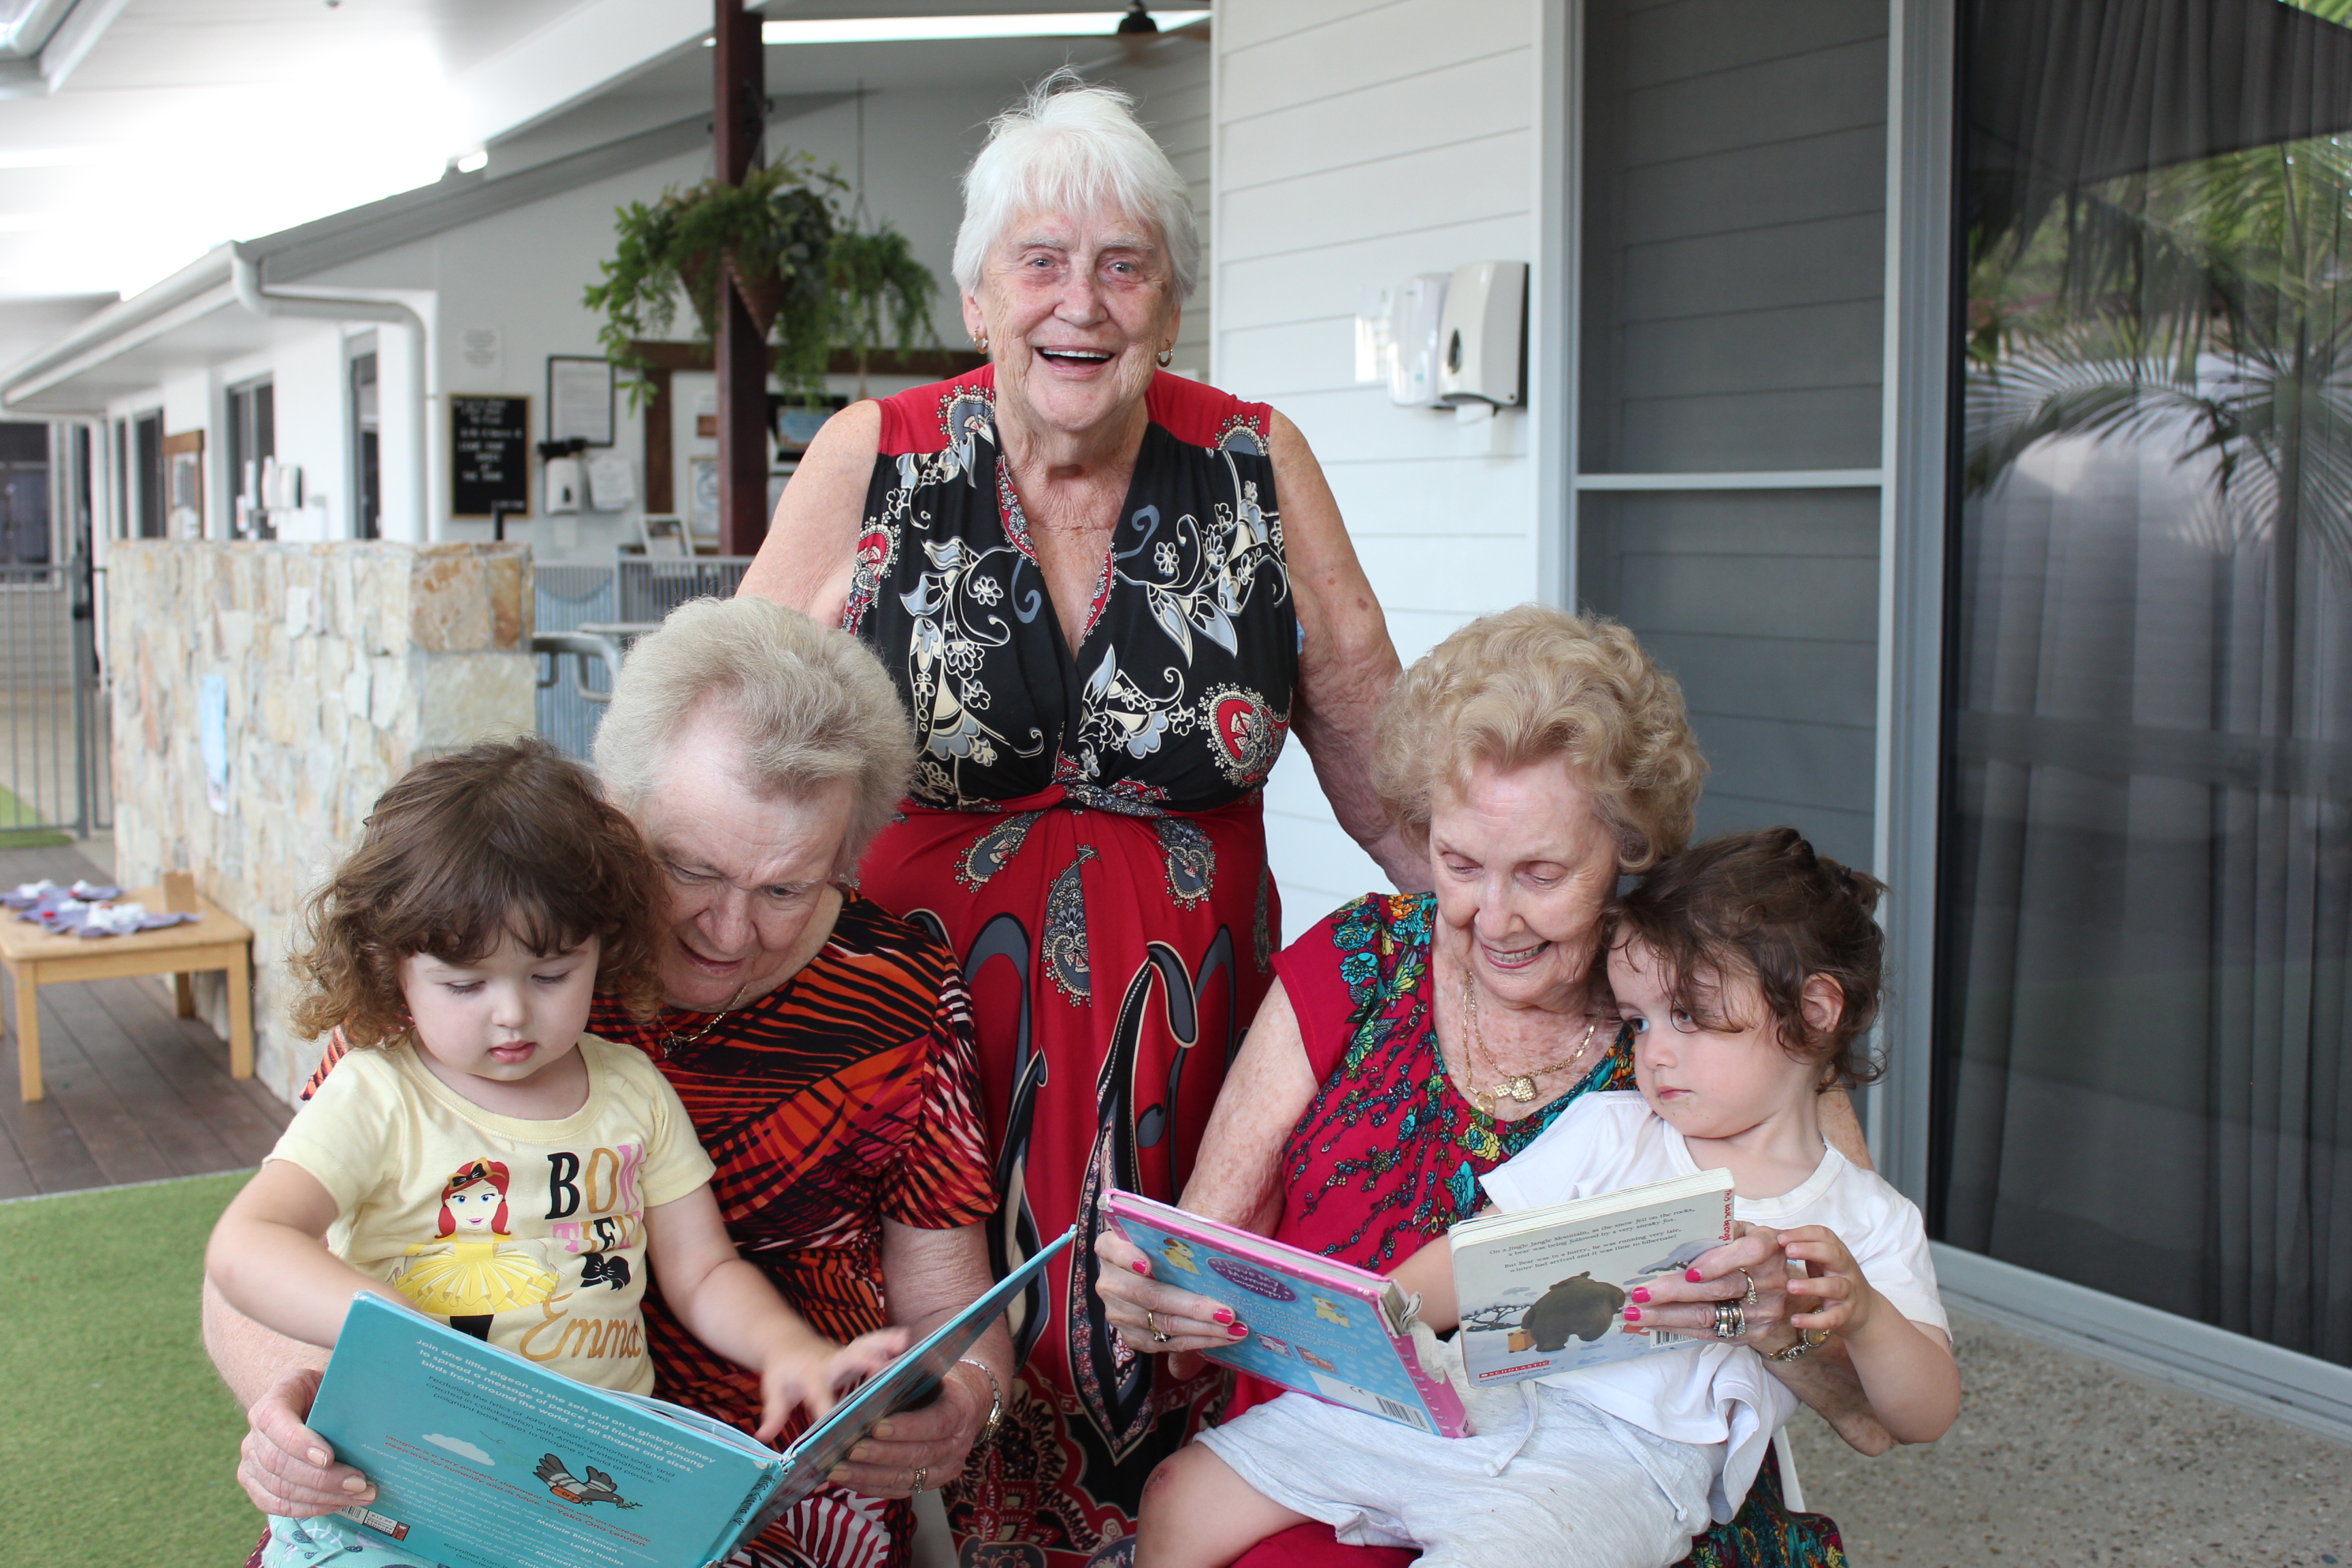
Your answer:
714,0 -> 770,557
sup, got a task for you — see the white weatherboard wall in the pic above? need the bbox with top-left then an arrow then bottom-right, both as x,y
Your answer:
1215,0 -> 1545,938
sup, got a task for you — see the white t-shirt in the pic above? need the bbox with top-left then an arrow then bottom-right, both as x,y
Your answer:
1480,1090 -> 1946,1521
267,1034 -> 716,1394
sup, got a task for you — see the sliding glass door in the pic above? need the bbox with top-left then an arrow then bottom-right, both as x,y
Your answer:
1936,0 -> 2352,1364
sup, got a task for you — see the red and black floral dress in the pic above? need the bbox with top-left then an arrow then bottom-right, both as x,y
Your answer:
848,366 -> 1293,1567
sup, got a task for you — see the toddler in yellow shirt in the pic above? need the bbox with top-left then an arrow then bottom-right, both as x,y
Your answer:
207,738 -> 903,1566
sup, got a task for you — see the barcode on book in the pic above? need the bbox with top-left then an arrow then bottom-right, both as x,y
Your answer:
1651,1330 -> 1678,1348
1307,1370 -> 1429,1431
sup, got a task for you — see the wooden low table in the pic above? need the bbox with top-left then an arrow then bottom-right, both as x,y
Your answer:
0,887 -> 255,1101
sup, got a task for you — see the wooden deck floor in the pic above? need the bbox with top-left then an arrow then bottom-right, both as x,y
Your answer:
0,843 -> 289,1198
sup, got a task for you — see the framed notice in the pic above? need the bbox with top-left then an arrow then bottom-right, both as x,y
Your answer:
547,355 -> 615,446
451,395 -> 529,518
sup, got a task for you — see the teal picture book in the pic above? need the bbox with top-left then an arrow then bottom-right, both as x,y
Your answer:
307,1228 -> 1073,1568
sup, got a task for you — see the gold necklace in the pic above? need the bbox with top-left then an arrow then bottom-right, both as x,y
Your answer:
657,982 -> 754,1058
1459,973 -> 1599,1117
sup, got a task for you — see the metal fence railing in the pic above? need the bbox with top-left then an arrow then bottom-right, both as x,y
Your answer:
534,565 -> 619,762
534,559 -> 752,762
0,561 -> 108,837
617,557 -> 751,623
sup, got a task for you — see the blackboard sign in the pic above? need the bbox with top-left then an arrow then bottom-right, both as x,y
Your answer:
451,394 -> 529,517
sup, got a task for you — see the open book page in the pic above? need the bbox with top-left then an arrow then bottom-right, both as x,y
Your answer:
1452,1169 -> 1735,1388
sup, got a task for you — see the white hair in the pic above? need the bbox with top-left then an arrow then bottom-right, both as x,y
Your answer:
952,69 -> 1200,299
591,597 -> 915,874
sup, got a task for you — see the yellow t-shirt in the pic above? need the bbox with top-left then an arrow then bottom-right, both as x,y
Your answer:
265,1034 -> 716,1394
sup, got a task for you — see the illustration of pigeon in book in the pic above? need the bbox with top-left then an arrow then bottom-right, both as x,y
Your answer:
535,1453 -> 641,1509
1518,1273 -> 1627,1351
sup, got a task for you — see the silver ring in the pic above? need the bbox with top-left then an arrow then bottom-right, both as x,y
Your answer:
1735,1267 -> 1757,1307
912,1467 -> 929,1492
1145,1310 -> 1171,1345
1713,1300 -> 1746,1341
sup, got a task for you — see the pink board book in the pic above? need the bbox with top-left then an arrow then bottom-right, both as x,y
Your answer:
1106,1190 -> 1471,1438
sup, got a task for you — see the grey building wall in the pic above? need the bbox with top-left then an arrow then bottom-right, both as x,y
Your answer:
1575,0 -> 1887,870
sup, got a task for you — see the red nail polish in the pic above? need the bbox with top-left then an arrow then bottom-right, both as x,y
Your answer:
1622,1307 -> 1641,1322
1131,1260 -> 1151,1275
1630,1288 -> 1650,1304
1228,1322 -> 1248,1337
1686,1268 -> 1706,1283
1213,1308 -> 1235,1324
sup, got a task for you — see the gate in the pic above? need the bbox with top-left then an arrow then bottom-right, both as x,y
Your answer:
0,559 -> 109,840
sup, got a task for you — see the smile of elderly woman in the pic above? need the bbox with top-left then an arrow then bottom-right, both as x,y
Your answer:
1096,607 -> 1880,1568
207,598 -> 1008,1568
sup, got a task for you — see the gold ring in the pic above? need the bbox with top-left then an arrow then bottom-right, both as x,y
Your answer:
1736,1267 -> 1757,1307
912,1467 -> 929,1492
1145,1309 -> 1171,1345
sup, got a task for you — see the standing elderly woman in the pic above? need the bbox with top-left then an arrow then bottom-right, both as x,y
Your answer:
1098,607 -> 1877,1568
742,74 -> 1411,1565
210,598 -> 1011,1568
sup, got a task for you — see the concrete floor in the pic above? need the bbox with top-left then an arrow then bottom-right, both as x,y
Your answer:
1786,1311 -> 2352,1566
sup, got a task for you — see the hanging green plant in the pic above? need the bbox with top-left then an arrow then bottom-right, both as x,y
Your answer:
585,151 -> 938,408
830,225 -> 941,398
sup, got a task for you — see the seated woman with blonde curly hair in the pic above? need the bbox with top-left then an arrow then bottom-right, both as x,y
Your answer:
1096,604 -> 1889,1568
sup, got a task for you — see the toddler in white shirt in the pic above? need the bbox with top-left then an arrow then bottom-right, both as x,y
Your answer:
1137,828 -> 1961,1568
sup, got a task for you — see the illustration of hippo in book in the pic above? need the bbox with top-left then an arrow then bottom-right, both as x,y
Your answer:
1518,1272 -> 1629,1352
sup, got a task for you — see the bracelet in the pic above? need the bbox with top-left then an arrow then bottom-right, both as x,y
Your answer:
955,1356 -> 1004,1448
1765,1329 -> 1827,1363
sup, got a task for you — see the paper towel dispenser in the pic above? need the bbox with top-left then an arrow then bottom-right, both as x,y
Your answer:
1437,261 -> 1527,407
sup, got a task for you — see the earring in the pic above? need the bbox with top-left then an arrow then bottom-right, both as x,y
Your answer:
1156,347 -> 1174,368
973,334 -> 990,354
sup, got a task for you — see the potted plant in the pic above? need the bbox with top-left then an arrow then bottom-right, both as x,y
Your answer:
585,152 -> 936,401
830,225 -> 940,397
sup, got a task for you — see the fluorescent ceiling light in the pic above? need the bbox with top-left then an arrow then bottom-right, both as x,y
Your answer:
713,12 -> 1207,46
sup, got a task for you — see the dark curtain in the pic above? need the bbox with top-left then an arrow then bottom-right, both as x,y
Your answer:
1936,0 -> 2352,1364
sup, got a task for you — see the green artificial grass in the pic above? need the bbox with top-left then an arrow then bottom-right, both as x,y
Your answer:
0,779 -> 70,847
0,1172 -> 266,1567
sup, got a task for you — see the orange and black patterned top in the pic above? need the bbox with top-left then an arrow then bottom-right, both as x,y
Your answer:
301,889 -> 998,1443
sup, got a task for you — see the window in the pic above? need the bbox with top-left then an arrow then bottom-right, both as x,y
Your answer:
1936,0 -> 2352,1366
133,411 -> 163,540
350,351 -> 380,540
0,422 -> 48,566
225,378 -> 275,540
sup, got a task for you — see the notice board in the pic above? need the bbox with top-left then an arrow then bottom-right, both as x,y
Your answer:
451,394 -> 529,517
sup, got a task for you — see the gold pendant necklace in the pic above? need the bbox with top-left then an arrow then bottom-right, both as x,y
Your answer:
1460,973 -> 1599,1117
657,981 -> 755,1058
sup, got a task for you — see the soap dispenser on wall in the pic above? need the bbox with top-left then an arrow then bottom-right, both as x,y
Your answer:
1437,261 -> 1528,408
1387,272 -> 1452,407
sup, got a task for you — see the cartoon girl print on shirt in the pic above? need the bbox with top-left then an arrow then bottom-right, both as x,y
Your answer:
394,1158 -> 559,1340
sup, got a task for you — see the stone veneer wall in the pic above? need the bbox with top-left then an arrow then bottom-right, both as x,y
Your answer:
109,541 -> 535,1102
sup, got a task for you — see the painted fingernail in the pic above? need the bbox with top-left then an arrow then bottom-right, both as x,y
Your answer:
1622,1307 -> 1641,1322
1213,1307 -> 1235,1324
1228,1322 -> 1248,1338
310,1448 -> 331,1467
1629,1288 -> 1650,1304
340,1475 -> 368,1492
1686,1268 -> 1706,1283
1131,1260 -> 1152,1275
873,1422 -> 894,1439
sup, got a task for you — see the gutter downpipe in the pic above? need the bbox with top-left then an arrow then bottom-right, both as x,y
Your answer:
229,246 -> 437,540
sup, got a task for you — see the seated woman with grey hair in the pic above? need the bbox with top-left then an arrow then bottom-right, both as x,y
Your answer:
1096,606 -> 1884,1568
742,69 -> 1414,1567
210,596 -> 1009,1568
